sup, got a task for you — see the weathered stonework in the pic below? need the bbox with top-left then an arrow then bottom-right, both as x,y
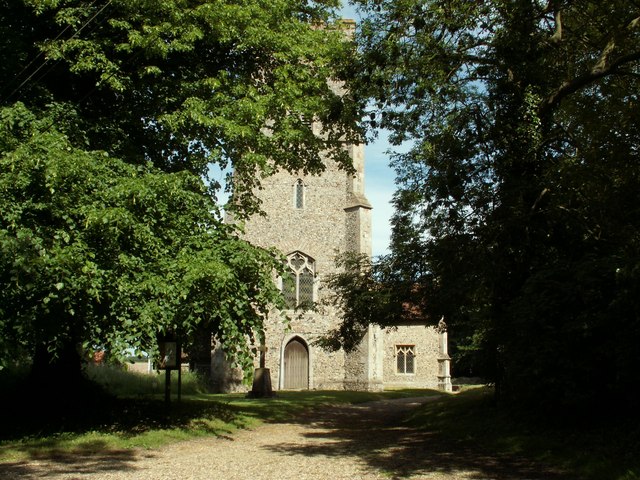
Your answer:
382,325 -> 441,389
210,20 -> 449,391
209,137 -> 449,393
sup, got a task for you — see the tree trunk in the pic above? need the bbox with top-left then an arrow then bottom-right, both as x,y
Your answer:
187,325 -> 213,387
29,340 -> 84,392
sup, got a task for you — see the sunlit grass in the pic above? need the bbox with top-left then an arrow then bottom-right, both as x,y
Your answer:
0,398 -> 262,463
85,363 -> 208,397
213,388 -> 444,423
9,365 -> 636,480
0,364 -> 442,463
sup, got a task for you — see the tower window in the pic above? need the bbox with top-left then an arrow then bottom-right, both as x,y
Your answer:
294,179 -> 305,209
282,251 -> 315,308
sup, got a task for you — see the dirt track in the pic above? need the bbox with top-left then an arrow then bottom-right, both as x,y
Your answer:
0,397 -> 570,480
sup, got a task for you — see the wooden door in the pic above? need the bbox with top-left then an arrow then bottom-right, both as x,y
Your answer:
283,339 -> 309,390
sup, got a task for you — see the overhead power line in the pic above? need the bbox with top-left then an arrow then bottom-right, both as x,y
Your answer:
1,0 -> 111,105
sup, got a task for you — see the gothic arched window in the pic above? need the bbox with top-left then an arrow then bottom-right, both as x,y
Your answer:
294,179 -> 305,209
396,345 -> 415,374
282,251 -> 315,308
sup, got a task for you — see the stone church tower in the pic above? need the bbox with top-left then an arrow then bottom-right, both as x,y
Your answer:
210,139 -> 451,393
209,20 -> 451,393
239,141 -> 384,391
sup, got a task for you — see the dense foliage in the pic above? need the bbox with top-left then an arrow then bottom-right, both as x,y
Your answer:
316,252 -> 409,352
0,0 -> 360,380
341,0 -> 640,412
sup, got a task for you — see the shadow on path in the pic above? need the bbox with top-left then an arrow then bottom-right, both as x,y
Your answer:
0,396 -> 577,479
265,397 -> 572,480
0,440 -> 148,479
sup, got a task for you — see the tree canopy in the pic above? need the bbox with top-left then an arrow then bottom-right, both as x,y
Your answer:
0,0 -> 360,379
338,0 -> 640,413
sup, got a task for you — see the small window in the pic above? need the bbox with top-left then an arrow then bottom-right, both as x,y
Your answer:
282,251 -> 315,309
294,179 -> 305,209
396,345 -> 415,374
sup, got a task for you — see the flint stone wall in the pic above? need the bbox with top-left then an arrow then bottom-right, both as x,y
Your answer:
210,139 -> 445,392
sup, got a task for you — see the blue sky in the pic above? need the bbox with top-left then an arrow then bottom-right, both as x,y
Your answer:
364,131 -> 396,257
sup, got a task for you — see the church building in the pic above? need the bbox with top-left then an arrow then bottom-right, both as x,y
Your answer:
211,134 -> 452,393
207,19 -> 451,393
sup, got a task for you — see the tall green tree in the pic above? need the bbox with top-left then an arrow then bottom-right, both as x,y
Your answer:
345,0 -> 640,412
0,0 -> 360,383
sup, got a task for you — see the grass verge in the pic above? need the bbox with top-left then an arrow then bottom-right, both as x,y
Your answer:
0,397 -> 259,462
0,364 -> 442,463
405,387 -> 640,480
8,365 -> 635,480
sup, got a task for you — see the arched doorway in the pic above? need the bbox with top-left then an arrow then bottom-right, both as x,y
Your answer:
283,338 -> 309,390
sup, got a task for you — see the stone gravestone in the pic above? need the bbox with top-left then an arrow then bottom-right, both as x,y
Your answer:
248,345 -> 274,398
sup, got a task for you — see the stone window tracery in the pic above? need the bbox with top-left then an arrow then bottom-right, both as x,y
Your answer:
396,345 -> 415,374
282,251 -> 315,309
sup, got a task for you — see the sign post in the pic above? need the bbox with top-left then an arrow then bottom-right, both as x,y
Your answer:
158,338 -> 181,405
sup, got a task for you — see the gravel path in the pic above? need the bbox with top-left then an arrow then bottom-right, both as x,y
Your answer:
0,397 -> 569,480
